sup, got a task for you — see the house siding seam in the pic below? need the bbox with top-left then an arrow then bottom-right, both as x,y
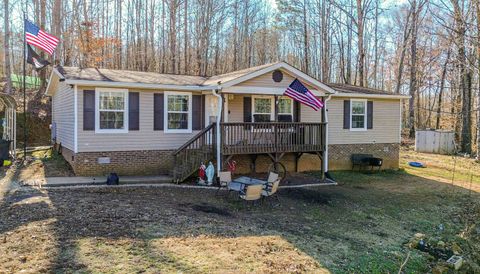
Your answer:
52,81 -> 75,150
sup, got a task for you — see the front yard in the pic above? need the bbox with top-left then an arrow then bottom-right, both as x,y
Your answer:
0,149 -> 479,273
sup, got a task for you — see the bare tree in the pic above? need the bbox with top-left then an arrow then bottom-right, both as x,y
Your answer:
3,0 -> 12,94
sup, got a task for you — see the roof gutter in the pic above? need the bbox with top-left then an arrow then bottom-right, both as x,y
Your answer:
331,93 -> 410,99
64,79 -> 216,91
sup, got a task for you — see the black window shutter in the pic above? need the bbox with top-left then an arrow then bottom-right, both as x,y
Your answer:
192,95 -> 203,130
343,100 -> 350,129
367,101 -> 373,129
243,97 -> 252,122
83,90 -> 95,130
129,92 -> 140,130
201,95 -> 206,127
154,93 -> 164,130
293,100 -> 300,122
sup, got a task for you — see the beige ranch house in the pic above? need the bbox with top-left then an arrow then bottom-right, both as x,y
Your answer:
46,62 -> 408,182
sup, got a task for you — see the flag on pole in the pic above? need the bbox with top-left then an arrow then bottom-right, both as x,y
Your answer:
284,79 -> 324,111
26,45 -> 50,71
24,19 -> 59,55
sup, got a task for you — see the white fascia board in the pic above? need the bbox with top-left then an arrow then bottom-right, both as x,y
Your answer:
331,93 -> 411,100
65,79 -> 214,91
222,86 -> 326,96
219,62 -> 337,95
45,68 -> 64,96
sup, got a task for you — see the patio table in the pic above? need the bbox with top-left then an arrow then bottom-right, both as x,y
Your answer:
228,176 -> 267,192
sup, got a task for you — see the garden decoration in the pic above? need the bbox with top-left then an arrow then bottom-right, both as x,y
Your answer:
197,163 -> 206,185
205,162 -> 215,186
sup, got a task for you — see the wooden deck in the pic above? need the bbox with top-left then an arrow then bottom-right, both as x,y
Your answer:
172,122 -> 326,182
220,122 -> 326,155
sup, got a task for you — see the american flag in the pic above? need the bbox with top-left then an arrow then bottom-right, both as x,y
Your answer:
284,79 -> 324,111
25,19 -> 59,55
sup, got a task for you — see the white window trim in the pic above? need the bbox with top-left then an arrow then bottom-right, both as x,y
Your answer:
252,95 -> 275,122
95,88 -> 129,134
350,99 -> 367,131
277,96 -> 294,120
164,91 -> 192,133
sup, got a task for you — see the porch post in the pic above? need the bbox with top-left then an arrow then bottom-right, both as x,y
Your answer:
274,95 -> 278,122
212,88 -> 223,174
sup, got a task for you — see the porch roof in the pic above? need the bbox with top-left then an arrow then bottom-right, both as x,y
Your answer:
328,83 -> 410,99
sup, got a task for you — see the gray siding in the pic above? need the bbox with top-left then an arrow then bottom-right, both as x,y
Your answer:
77,88 -> 199,152
52,82 -> 75,150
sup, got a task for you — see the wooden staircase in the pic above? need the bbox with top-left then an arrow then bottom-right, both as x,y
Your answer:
172,124 -> 216,183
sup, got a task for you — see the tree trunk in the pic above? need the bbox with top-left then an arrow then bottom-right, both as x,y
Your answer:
409,0 -> 418,138
477,0 -> 480,160
302,0 -> 309,74
436,49 -> 450,129
356,0 -> 365,87
452,0 -> 472,153
183,0 -> 188,74
3,0 -> 12,94
395,7 -> 412,94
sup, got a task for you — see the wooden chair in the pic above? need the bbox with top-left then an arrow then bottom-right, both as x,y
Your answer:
262,179 -> 281,205
216,171 -> 232,195
239,184 -> 263,207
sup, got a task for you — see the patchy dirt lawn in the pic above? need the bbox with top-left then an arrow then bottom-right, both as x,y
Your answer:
0,150 -> 479,273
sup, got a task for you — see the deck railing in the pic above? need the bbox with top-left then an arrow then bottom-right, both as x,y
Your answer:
220,122 -> 326,155
172,123 -> 216,182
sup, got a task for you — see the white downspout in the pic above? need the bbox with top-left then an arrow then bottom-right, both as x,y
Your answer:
323,94 -> 333,173
212,85 -> 223,174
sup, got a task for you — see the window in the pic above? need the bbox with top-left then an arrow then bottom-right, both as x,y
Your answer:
95,88 -> 128,133
350,99 -> 367,130
278,97 -> 293,122
165,91 -> 192,133
252,96 -> 274,122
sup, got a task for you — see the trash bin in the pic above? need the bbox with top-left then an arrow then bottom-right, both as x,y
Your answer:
0,140 -> 12,162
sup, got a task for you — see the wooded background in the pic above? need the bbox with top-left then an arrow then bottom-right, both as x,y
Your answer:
1,0 -> 479,157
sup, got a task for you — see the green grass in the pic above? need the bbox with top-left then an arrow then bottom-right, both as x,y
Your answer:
11,73 -> 40,89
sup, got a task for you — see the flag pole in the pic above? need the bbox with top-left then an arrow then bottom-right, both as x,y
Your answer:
23,11 -> 27,159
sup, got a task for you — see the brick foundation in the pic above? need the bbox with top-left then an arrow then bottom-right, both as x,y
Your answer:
58,146 -> 175,176
226,143 -> 399,174
57,143 -> 399,176
328,143 -> 400,170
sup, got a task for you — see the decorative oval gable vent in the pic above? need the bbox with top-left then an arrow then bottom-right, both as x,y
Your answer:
272,70 -> 283,82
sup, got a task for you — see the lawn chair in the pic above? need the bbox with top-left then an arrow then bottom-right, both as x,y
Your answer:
216,171 -> 232,195
239,184 -> 263,207
267,172 -> 279,183
262,179 -> 281,205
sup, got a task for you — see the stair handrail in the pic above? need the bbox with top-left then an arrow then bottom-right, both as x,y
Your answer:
172,123 -> 216,156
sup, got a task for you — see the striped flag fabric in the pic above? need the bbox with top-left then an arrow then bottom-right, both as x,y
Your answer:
284,79 -> 324,111
25,19 -> 59,55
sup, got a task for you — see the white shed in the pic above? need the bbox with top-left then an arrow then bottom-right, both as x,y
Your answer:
415,130 -> 455,155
